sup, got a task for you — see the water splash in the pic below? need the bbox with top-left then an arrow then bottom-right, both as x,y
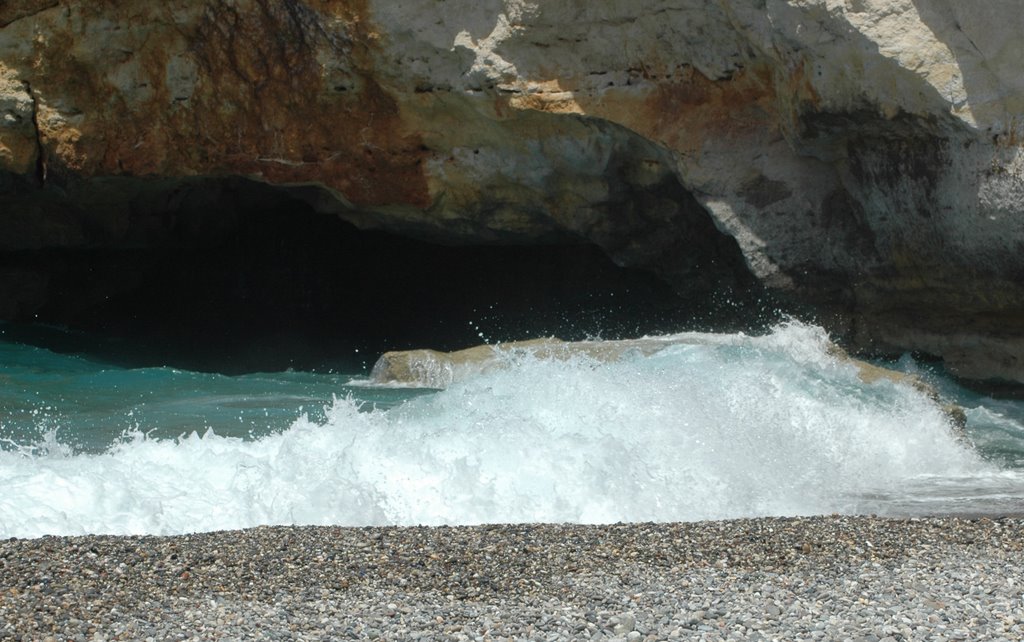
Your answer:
0,322 -> 1019,538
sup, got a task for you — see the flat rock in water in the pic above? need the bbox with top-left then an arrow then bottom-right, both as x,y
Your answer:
369,336 -> 698,388
369,335 -> 967,433
373,335 -> 902,387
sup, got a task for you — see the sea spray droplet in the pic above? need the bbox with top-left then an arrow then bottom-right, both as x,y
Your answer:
0,322 -> 1021,538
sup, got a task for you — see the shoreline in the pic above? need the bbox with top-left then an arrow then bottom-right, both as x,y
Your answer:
2,515 -> 1022,640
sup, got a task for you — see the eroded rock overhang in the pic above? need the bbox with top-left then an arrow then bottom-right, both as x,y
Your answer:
1,0 -> 1023,383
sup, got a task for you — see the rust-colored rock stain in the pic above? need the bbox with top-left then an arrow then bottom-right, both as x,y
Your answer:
574,65 -> 783,158
14,0 -> 431,209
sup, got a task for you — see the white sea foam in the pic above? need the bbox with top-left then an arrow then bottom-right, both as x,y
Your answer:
0,322 -> 1016,538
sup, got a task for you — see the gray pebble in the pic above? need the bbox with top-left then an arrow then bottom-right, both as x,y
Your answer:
0,516 -> 1022,640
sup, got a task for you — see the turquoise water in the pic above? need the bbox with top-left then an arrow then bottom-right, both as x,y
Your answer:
0,338 -> 430,453
1,322 -> 1023,538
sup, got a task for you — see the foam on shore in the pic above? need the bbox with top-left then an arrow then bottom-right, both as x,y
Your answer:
4,323 -> 1017,538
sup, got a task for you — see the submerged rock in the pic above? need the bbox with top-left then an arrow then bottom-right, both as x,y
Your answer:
370,333 -> 968,435
1,1 -> 1023,383
370,336 -> 699,388
370,335 -> 966,436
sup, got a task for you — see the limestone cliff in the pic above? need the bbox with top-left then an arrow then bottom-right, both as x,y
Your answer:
1,0 -> 1023,382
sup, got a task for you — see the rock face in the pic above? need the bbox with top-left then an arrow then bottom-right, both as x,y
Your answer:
1,1 -> 1023,382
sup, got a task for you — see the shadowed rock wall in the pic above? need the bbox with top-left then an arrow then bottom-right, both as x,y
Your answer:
1,0 -> 1023,382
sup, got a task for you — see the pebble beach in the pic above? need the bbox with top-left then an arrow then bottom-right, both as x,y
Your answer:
1,516 -> 1022,641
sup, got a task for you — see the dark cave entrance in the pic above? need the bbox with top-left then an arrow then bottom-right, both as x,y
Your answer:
0,179 -> 767,374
